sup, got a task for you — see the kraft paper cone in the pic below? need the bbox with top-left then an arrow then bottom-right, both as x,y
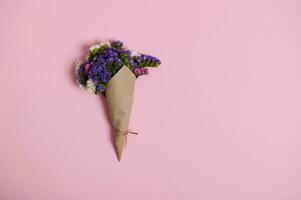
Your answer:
106,66 -> 136,161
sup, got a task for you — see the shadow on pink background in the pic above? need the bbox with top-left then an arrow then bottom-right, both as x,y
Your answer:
0,0 -> 299,199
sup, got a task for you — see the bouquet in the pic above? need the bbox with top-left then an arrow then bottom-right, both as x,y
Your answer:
75,40 -> 161,161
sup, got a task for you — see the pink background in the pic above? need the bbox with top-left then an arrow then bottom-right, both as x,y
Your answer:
0,0 -> 300,199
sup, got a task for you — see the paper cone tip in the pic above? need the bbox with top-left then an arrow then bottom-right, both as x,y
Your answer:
116,149 -> 123,161
115,144 -> 124,161
115,134 -> 126,161
117,155 -> 122,161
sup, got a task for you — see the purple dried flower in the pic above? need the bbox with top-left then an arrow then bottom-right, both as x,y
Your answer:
97,56 -> 107,64
86,58 -> 112,84
124,50 -> 131,56
100,70 -> 111,83
110,40 -> 123,49
84,63 -> 91,73
107,57 -> 115,63
96,84 -> 105,92
136,56 -> 142,63
134,67 -> 149,76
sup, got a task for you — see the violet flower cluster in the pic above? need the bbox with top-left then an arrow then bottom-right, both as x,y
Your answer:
75,40 -> 161,94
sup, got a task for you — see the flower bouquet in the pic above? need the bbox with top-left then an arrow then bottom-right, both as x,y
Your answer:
75,40 -> 161,161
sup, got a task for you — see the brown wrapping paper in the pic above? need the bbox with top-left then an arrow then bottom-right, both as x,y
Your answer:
106,66 -> 136,161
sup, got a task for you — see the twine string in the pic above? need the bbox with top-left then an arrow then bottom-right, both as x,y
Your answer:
115,130 -> 139,148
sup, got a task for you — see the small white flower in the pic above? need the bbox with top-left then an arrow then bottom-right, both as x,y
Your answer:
131,50 -> 140,57
89,44 -> 100,52
79,84 -> 85,90
74,60 -> 82,75
100,41 -> 111,47
86,79 -> 96,94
